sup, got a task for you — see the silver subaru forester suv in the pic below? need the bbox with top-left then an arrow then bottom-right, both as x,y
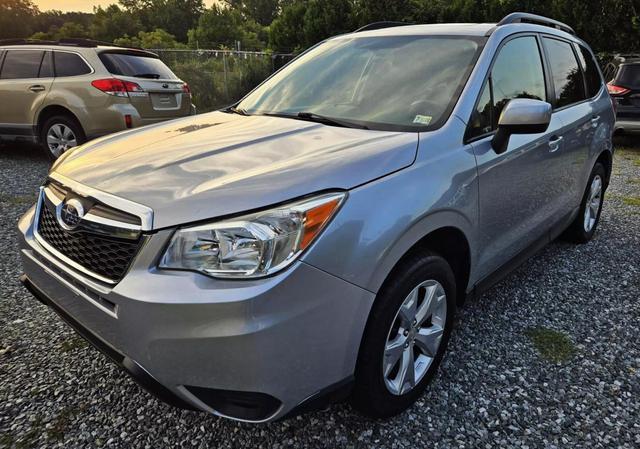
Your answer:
18,13 -> 614,422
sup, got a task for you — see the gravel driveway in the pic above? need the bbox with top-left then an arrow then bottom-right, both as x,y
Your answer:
1,141 -> 639,449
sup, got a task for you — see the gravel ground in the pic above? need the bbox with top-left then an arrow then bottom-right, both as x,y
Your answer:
1,141 -> 639,449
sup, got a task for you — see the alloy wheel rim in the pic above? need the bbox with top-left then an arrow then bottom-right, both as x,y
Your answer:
382,279 -> 447,396
583,174 -> 602,232
47,124 -> 77,158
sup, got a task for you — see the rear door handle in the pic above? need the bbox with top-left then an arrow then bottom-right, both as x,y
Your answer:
29,85 -> 45,92
590,115 -> 600,128
548,135 -> 563,152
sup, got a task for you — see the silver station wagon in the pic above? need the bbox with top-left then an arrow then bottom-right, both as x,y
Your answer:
19,13 -> 614,422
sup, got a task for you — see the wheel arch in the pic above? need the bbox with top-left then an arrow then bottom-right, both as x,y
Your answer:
595,149 -> 613,188
36,105 -> 84,140
378,225 -> 472,307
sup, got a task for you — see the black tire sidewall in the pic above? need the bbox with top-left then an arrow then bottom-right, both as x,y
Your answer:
352,253 -> 457,418
566,163 -> 606,243
40,115 -> 86,161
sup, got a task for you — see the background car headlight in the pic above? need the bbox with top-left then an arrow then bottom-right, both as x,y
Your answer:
159,192 -> 345,278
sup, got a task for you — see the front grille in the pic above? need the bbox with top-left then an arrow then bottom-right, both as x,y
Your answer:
37,203 -> 143,282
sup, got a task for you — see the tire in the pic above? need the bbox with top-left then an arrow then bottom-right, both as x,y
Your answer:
351,251 -> 456,418
40,115 -> 86,161
562,162 -> 606,243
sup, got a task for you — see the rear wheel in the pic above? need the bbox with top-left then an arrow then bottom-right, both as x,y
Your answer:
563,162 -> 606,243
351,252 -> 456,418
40,115 -> 86,161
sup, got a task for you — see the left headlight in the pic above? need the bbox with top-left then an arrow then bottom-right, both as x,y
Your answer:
159,192 -> 345,278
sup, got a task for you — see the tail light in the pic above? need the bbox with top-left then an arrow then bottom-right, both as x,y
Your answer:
607,83 -> 630,96
91,79 -> 144,97
182,83 -> 191,95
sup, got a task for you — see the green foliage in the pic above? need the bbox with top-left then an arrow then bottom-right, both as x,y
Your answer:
224,0 -> 282,26
0,0 -> 39,39
89,4 -> 142,42
188,4 -> 266,49
525,327 -> 576,363
114,28 -> 187,48
156,51 -> 275,111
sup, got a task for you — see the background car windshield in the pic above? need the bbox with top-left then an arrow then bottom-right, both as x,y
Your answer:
237,36 -> 480,130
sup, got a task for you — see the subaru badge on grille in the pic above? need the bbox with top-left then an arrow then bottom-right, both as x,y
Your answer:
57,198 -> 84,231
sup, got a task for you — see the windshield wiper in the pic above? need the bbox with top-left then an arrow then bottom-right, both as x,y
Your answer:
133,73 -> 161,79
223,106 -> 251,116
262,111 -> 369,130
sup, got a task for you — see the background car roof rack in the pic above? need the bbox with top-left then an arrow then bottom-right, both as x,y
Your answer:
0,38 -> 148,52
496,12 -> 575,35
355,22 -> 413,33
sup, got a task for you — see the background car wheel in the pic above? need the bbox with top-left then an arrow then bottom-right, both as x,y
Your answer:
40,115 -> 86,161
351,251 -> 456,418
562,162 -> 607,244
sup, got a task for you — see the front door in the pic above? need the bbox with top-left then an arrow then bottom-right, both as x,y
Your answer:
0,49 -> 54,138
467,35 -> 563,280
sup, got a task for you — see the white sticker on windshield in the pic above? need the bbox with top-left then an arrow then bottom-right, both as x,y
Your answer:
413,115 -> 433,125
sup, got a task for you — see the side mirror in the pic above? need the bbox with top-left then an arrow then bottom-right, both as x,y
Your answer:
492,99 -> 552,154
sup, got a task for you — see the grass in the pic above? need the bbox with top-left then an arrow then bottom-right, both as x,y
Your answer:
0,194 -> 37,205
622,196 -> 640,207
525,327 -> 576,363
59,336 -> 87,353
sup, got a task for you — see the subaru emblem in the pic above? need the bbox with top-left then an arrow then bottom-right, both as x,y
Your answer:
57,198 -> 84,231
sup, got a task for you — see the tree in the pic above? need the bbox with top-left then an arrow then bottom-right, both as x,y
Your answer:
224,0 -> 282,25
89,5 -> 142,42
188,4 -> 266,49
114,28 -> 186,48
0,0 -> 39,39
268,1 -> 307,51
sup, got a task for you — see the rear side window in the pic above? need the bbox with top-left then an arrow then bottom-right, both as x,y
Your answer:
576,45 -> 603,97
40,51 -> 54,78
0,50 -> 44,79
98,52 -> 177,80
54,52 -> 91,77
543,38 -> 586,108
616,64 -> 640,90
468,36 -> 546,139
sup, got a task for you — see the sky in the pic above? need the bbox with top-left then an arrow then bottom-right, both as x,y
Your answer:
33,0 -> 217,12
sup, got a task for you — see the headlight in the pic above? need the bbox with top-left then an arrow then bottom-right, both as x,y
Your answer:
159,192 -> 345,278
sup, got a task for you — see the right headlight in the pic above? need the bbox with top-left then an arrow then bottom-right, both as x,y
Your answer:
159,192 -> 345,278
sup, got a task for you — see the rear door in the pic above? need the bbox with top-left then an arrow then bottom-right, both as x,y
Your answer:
539,37 -> 593,212
97,51 -> 191,119
468,35 -> 565,280
0,49 -> 54,136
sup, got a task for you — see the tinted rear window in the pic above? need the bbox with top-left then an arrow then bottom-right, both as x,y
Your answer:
617,64 -> 640,89
543,38 -> 586,108
54,52 -> 92,77
99,52 -> 177,79
577,45 -> 603,98
1,50 -> 44,79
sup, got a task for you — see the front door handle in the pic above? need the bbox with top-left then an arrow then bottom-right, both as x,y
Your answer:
590,115 -> 600,128
29,85 -> 45,92
548,135 -> 563,153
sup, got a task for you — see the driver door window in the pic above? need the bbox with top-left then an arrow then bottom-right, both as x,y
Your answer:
468,36 -> 546,139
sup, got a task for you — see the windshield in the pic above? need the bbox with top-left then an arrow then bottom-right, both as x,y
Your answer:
237,35 -> 482,131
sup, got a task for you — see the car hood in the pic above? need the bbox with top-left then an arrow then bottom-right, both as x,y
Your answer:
53,112 -> 418,229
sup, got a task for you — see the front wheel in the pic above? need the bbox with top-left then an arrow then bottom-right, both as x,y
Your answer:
40,115 -> 86,161
351,252 -> 456,418
563,162 -> 606,243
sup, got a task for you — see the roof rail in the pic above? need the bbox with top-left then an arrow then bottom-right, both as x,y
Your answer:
355,21 -> 412,33
0,38 -> 148,52
496,12 -> 575,35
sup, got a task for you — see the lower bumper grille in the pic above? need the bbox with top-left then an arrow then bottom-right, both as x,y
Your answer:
37,201 -> 143,282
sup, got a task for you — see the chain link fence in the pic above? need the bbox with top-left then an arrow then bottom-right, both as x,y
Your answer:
154,49 -> 295,113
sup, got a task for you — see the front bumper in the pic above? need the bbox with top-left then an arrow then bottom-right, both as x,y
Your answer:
18,206 -> 374,422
